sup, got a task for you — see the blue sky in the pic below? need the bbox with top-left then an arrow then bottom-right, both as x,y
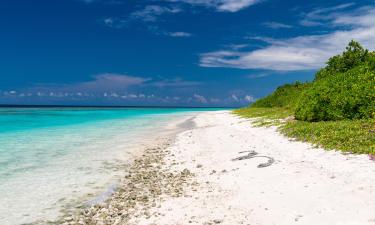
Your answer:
1,0 -> 374,106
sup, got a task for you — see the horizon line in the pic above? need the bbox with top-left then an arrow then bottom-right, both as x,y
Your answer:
0,104 -> 236,109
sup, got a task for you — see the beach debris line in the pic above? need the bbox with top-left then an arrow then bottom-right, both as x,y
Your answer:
58,138 -> 198,225
232,151 -> 275,168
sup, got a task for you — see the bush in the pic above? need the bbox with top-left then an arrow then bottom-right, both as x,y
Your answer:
295,64 -> 375,121
251,82 -> 310,109
246,41 -> 375,122
315,40 -> 369,80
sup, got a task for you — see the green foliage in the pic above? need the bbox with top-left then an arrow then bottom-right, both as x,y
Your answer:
369,52 -> 375,70
281,119 -> 375,154
235,107 -> 375,154
234,40 -> 375,154
315,40 -> 369,80
234,107 -> 292,127
295,42 -> 375,122
251,82 -> 310,109
235,107 -> 293,119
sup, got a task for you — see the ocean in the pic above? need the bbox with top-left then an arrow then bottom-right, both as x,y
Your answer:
0,107 -> 223,224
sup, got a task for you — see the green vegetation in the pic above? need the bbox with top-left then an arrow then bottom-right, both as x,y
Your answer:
235,41 -> 375,154
295,41 -> 375,122
251,82 -> 310,110
315,40 -> 371,80
281,119 -> 374,154
234,107 -> 292,127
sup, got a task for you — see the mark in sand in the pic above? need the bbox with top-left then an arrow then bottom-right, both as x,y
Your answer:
232,151 -> 275,168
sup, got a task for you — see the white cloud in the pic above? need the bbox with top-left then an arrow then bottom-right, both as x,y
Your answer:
131,5 -> 181,22
200,5 -> 375,71
75,73 -> 149,91
102,17 -> 128,29
166,31 -> 192,37
263,22 -> 293,29
151,78 -> 201,87
101,0 -> 261,31
193,93 -> 208,103
30,73 -> 149,93
79,0 -> 123,5
231,94 -> 239,102
247,73 -> 270,79
244,95 -> 255,102
103,5 -> 181,28
225,44 -> 248,50
216,0 -> 260,12
166,0 -> 261,12
85,0 -> 260,12
300,3 -> 355,27
332,7 -> 375,28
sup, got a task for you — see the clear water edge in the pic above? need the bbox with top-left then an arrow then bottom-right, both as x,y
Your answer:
0,107 -> 223,225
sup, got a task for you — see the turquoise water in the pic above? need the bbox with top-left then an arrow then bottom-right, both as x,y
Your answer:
0,107 -> 217,133
0,107 -> 223,224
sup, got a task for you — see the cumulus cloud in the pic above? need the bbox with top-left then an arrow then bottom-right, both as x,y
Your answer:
200,5 -> 375,71
0,88 -> 255,106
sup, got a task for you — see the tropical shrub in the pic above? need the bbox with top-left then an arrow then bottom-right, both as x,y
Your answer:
295,64 -> 375,121
251,82 -> 310,109
315,40 -> 369,80
247,41 -> 375,122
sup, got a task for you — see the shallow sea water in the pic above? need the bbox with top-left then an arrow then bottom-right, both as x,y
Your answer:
0,107 -> 219,224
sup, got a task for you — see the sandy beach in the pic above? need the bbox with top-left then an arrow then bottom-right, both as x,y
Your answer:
68,111 -> 375,225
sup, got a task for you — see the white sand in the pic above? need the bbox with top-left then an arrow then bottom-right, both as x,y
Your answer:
138,111 -> 375,225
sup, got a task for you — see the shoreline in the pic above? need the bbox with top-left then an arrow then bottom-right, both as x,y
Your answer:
64,111 -> 375,225
21,111 -> 201,225
58,112 -> 201,224
46,112 -> 200,224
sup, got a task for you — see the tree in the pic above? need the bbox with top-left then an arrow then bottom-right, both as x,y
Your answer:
315,40 -> 369,80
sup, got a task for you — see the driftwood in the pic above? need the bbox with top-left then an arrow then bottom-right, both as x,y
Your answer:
232,151 -> 275,168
